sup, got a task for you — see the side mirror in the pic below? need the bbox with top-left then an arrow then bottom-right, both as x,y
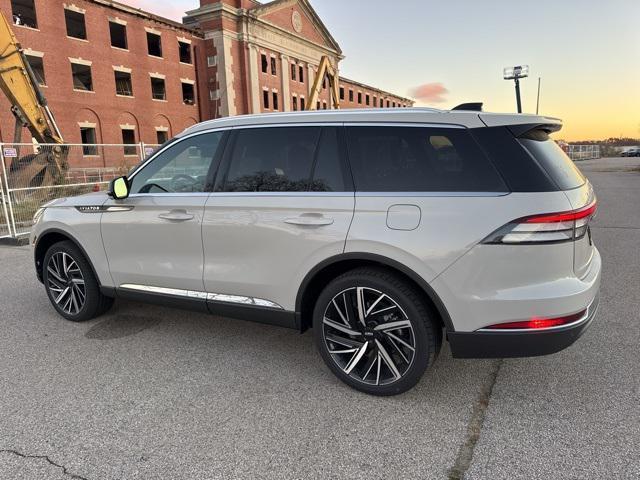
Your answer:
108,176 -> 130,200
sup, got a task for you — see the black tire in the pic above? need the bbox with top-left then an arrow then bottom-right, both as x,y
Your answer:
313,267 -> 442,396
43,240 -> 114,322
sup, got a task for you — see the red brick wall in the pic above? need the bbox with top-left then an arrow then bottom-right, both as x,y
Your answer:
0,0 -> 205,166
339,78 -> 412,110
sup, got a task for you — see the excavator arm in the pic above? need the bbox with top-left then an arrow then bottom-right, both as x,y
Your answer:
0,11 -> 67,189
306,55 -> 340,110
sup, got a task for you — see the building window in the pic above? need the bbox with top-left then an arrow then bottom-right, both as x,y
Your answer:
178,41 -> 192,64
387,100 -> 390,107
357,92 -> 362,104
65,9 -> 86,39
151,77 -> 166,100
339,87 -> 344,100
209,89 -> 218,101
272,91 -> 279,110
11,0 -> 38,28
292,96 -> 298,111
261,54 -> 268,73
316,101 -> 320,110
182,82 -> 195,104
349,89 -> 353,102
365,94 -> 370,106
156,130 -> 168,144
109,21 -> 127,49
71,63 -> 93,91
121,129 -> 137,156
207,55 -> 216,67
147,32 -> 162,57
322,101 -> 327,110
263,90 -> 269,109
291,63 -> 296,81
373,97 -> 377,107
114,70 -> 133,96
392,101 -> 396,108
298,65 -> 304,82
300,97 -> 305,110
80,127 -> 97,156
25,55 -> 45,86
270,56 -> 276,75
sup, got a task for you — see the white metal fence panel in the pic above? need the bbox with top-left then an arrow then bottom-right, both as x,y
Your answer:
0,142 -> 159,238
565,145 -> 600,161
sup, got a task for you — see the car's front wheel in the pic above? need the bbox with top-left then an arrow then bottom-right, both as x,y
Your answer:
313,267 -> 441,396
43,241 -> 114,322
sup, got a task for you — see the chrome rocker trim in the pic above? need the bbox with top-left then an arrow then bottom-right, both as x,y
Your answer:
119,284 -> 284,310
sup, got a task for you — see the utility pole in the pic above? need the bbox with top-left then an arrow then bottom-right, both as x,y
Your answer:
536,77 -> 541,115
503,65 -> 529,114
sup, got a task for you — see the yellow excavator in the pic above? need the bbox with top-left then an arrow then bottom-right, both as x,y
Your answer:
306,55 -> 340,110
0,11 -> 67,189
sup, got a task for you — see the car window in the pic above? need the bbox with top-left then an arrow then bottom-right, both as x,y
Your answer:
519,137 -> 585,190
129,132 -> 223,194
309,127 -> 349,192
224,127 -> 321,192
346,126 -> 508,192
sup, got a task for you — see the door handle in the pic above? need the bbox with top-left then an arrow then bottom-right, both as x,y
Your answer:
284,214 -> 334,226
158,209 -> 194,222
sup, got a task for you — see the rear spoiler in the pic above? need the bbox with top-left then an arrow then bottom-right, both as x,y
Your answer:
509,122 -> 562,140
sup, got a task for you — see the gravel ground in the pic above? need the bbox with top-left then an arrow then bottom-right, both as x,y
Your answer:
0,157 -> 638,479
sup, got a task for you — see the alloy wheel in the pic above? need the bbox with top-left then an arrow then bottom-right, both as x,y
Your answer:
322,287 -> 416,386
46,252 -> 86,316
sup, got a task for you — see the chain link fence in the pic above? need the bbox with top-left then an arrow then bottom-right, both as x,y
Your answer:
0,143 -> 158,239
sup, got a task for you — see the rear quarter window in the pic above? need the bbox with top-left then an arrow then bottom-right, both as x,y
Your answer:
346,126 -> 507,192
519,138 -> 586,190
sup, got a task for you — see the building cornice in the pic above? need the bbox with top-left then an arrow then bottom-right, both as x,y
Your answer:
242,17 -> 344,64
89,0 -> 203,36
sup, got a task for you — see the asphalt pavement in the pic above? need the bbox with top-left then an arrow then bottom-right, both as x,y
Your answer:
0,157 -> 638,479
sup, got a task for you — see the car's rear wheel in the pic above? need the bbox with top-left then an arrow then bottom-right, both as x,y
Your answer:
43,241 -> 114,322
313,267 -> 441,396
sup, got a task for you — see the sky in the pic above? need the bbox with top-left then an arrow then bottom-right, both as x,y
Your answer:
123,0 -> 640,141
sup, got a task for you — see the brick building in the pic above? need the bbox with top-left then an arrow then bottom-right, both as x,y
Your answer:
0,0 -> 413,166
182,0 -> 413,117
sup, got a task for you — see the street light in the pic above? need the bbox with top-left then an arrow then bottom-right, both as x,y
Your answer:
503,65 -> 529,113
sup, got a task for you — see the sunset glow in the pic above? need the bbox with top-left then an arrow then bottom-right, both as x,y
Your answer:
122,0 -> 640,141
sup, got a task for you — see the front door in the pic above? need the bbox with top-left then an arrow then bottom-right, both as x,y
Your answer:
101,131 -> 226,292
202,126 -> 355,313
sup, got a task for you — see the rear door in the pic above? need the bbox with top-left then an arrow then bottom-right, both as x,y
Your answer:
202,125 -> 355,313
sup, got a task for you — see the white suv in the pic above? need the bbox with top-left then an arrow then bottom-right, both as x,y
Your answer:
31,109 -> 601,396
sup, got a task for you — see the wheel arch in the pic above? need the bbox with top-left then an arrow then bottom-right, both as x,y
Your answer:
295,253 -> 455,333
34,228 -> 102,288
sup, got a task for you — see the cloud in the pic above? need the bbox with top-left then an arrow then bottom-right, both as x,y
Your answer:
119,0 -> 193,21
409,83 -> 449,104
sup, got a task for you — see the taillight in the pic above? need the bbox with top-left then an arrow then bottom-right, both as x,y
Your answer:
483,309 -> 587,330
483,199 -> 597,244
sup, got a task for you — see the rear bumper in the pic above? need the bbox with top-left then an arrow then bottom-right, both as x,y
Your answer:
448,295 -> 599,358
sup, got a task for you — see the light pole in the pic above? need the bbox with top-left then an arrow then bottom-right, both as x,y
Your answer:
503,65 -> 529,113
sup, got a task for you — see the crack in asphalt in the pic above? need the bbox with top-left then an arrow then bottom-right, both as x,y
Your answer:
0,449 -> 89,480
447,359 -> 502,480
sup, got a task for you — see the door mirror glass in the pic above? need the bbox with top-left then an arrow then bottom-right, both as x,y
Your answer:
109,176 -> 130,199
